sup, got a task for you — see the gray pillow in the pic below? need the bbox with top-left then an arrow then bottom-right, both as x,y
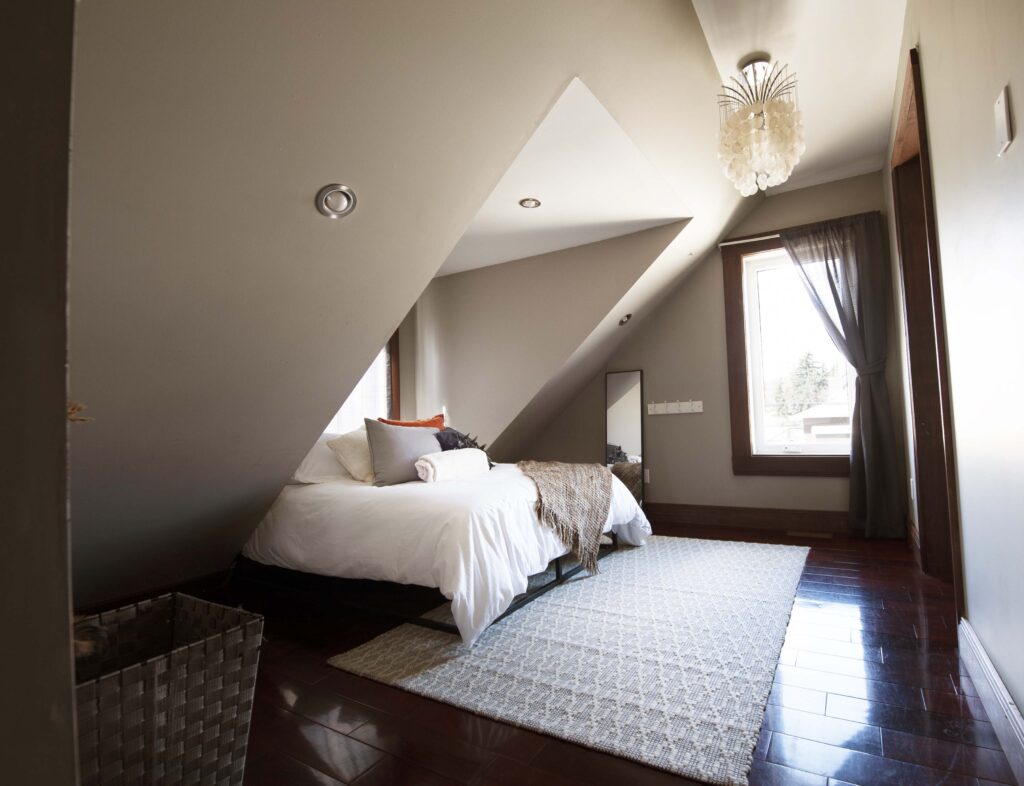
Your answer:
364,418 -> 440,486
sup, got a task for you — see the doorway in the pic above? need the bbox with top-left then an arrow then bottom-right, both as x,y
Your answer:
890,49 -> 964,615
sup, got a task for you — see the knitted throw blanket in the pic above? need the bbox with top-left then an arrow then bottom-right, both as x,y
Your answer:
517,461 -> 613,574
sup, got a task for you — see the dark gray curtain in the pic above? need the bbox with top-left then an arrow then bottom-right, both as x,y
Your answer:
780,212 -> 903,538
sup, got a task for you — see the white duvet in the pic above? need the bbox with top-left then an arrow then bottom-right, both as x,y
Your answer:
242,463 -> 651,644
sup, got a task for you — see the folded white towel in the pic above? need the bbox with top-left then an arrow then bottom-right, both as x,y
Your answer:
415,448 -> 490,483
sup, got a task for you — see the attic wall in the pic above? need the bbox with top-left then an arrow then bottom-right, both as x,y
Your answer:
532,172 -> 894,518
412,223 -> 685,444
888,0 -> 1024,710
69,0 -> 734,606
488,197 -> 758,462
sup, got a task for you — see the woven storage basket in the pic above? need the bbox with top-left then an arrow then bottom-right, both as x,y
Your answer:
75,593 -> 263,786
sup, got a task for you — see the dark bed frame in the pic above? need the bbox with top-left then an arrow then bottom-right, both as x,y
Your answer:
229,532 -> 619,637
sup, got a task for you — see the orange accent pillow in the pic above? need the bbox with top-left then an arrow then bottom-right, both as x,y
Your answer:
378,413 -> 445,430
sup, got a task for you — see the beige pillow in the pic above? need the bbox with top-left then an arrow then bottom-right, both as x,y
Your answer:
326,427 -> 374,483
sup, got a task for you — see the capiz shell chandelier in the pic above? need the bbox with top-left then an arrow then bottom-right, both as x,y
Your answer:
718,56 -> 805,196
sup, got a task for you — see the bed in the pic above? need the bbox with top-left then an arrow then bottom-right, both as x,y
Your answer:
242,462 -> 650,644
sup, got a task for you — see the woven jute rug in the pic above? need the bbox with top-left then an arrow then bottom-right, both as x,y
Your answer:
328,536 -> 808,786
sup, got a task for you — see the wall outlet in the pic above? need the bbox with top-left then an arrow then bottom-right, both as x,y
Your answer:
643,468 -> 650,484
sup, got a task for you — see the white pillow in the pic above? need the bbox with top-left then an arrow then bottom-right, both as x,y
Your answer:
291,433 -> 350,484
326,427 -> 374,483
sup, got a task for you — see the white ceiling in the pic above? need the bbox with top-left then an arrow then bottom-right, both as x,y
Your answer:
437,78 -> 689,276
693,0 -> 907,193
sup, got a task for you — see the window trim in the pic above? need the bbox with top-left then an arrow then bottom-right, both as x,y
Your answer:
387,329 -> 400,420
722,237 -> 850,478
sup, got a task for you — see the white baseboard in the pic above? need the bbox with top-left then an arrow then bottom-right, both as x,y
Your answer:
958,619 -> 1024,786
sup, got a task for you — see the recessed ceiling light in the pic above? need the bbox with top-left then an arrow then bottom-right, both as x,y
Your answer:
315,184 -> 357,218
619,313 -> 632,326
518,197 -> 541,209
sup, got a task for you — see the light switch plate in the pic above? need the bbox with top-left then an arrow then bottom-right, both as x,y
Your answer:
995,86 -> 1014,156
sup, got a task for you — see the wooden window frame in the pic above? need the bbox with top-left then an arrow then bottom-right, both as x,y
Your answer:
387,330 -> 400,420
721,236 -> 850,478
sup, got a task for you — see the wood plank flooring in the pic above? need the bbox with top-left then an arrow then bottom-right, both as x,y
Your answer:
220,527 -> 1018,786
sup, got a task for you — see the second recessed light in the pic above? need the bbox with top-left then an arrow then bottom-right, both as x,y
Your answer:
518,197 -> 541,209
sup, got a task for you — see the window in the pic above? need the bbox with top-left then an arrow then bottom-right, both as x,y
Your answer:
323,332 -> 399,434
744,248 -> 855,455
723,238 -> 851,477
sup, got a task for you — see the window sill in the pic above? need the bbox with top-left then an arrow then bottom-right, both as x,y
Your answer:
732,454 -> 850,478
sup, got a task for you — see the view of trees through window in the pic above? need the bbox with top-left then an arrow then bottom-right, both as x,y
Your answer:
772,351 -> 831,418
744,248 -> 854,455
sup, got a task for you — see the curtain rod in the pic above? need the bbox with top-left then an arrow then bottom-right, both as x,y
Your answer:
718,211 -> 882,248
718,233 -> 780,247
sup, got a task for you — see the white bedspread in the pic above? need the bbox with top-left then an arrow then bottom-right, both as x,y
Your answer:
242,463 -> 651,644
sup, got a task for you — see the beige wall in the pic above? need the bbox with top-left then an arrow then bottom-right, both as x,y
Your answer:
728,172 -> 885,238
889,0 -> 1024,708
1,0 -> 78,781
412,223 -> 684,444
534,172 -> 891,518
527,374 -> 609,464
68,0 -> 739,605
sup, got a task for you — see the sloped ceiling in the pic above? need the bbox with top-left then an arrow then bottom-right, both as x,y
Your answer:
439,79 -> 689,276
69,0 -> 743,604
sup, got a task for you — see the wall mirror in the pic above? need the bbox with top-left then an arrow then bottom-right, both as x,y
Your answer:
605,370 -> 643,504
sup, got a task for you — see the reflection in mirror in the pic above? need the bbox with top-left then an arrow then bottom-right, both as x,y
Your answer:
606,370 -> 643,503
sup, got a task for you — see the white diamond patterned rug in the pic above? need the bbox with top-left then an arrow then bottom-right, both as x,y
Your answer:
328,535 -> 808,786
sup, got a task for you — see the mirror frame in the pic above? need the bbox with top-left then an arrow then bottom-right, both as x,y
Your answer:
604,369 -> 644,506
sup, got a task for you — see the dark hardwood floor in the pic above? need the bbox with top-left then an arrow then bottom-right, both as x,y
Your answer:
220,526 -> 1018,786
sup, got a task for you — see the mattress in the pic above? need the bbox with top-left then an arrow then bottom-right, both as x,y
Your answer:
242,463 -> 651,644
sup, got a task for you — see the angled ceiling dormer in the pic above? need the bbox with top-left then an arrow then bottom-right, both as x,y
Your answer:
413,79 -> 694,447
439,78 -> 689,276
